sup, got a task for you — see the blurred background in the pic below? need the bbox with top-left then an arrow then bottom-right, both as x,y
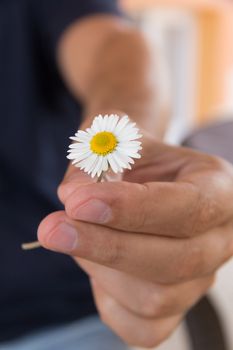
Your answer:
121,0 -> 233,144
119,1 -> 233,349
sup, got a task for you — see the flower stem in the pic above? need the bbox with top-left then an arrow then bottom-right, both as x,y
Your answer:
21,241 -> 41,250
97,173 -> 104,182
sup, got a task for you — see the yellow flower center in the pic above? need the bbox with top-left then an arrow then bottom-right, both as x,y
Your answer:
90,131 -> 117,156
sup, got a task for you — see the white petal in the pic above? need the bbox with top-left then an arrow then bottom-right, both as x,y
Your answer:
74,157 -> 89,170
118,126 -> 138,135
97,160 -> 104,177
74,130 -> 91,141
117,146 -> 141,159
101,115 -> 109,131
69,136 -> 81,142
68,150 -> 92,163
114,115 -> 129,134
67,153 -> 76,160
86,154 -> 99,172
98,155 -> 105,173
112,151 -> 127,169
118,135 -> 141,143
75,130 -> 89,136
68,143 -> 89,149
119,140 -> 142,148
92,156 -> 104,178
115,151 -> 134,169
105,114 -> 114,131
117,128 -> 142,141
68,114 -> 143,177
91,123 -> 99,134
128,152 -> 141,159
119,153 -> 135,165
107,153 -> 120,173
67,147 -> 90,154
67,150 -> 91,160
68,154 -> 82,160
78,153 -> 97,172
102,157 -> 109,172
108,115 -> 119,132
89,156 -> 100,177
95,115 -> 104,132
117,147 -> 142,156
91,118 -> 101,133
120,123 -> 138,132
86,127 -> 95,136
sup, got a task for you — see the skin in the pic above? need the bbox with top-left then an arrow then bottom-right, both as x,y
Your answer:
38,15 -> 233,348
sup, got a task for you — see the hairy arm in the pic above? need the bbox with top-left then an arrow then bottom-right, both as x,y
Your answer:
57,15 -> 170,138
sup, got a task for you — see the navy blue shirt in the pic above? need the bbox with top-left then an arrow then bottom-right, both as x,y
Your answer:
0,0 -> 120,342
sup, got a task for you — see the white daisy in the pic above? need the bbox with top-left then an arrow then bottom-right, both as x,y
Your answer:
67,114 -> 142,178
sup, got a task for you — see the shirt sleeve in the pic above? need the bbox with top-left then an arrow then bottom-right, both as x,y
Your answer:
33,0 -> 123,54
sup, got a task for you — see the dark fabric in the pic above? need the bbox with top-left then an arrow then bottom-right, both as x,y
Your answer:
0,0 -> 120,342
186,297 -> 228,350
183,120 -> 233,350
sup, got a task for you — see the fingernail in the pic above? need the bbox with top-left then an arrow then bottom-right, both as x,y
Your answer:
75,199 -> 112,224
47,222 -> 78,252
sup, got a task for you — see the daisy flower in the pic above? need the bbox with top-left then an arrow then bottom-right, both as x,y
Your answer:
67,114 -> 142,178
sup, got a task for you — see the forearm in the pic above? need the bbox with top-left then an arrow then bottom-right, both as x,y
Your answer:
84,29 -> 170,138
57,16 -> 170,139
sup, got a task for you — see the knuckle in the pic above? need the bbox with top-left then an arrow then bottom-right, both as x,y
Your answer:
189,156 -> 233,236
139,288 -> 171,319
79,224 -> 124,269
211,155 -> 233,174
117,330 -> 157,349
100,234 -> 123,268
96,296 -> 113,326
138,335 -> 161,349
134,206 -> 147,232
99,308 -> 109,326
132,184 -> 149,231
136,322 -> 175,349
182,185 -> 202,238
186,185 -> 214,237
116,182 -> 148,231
197,196 -> 219,232
198,157 -> 233,227
99,309 -> 110,328
230,232 -> 233,256
57,181 -> 76,205
207,274 -> 217,289
224,222 -> 233,259
133,326 -> 161,349
176,242 -> 205,282
57,182 -> 67,202
200,154 -> 227,172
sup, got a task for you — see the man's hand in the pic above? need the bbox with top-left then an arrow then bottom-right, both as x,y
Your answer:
38,139 -> 233,348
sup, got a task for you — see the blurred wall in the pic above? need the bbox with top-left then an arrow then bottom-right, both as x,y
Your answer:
121,0 -> 233,128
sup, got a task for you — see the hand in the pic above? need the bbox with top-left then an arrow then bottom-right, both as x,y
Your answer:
38,138 -> 233,348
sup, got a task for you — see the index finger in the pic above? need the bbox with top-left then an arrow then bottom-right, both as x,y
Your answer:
64,162 -> 233,238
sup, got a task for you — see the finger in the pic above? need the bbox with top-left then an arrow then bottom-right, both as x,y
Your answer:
91,280 -> 182,348
57,163 -> 95,204
37,211 -> 233,284
78,259 -> 215,319
65,181 -> 201,237
64,159 -> 233,238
